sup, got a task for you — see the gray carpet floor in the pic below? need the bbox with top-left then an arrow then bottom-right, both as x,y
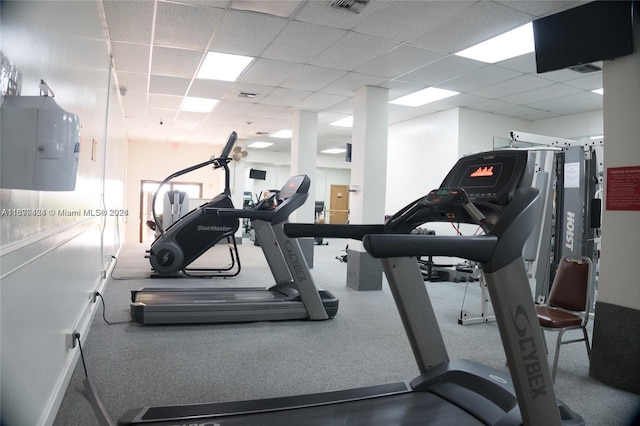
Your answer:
54,240 -> 640,425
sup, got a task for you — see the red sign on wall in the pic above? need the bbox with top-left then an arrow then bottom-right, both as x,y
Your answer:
606,166 -> 640,211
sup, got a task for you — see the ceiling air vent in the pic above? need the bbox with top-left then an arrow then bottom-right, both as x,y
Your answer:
330,0 -> 370,13
255,131 -> 269,136
237,92 -> 257,98
569,64 -> 602,74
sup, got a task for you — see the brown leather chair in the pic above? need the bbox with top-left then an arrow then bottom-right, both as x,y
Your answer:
536,256 -> 594,382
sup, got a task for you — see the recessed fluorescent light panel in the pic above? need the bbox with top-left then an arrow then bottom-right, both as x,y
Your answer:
330,116 -> 353,127
196,52 -> 254,81
247,141 -> 273,148
592,88 -> 604,95
181,97 -> 219,112
455,22 -> 534,63
321,148 -> 347,154
390,87 -> 459,107
270,129 -> 292,138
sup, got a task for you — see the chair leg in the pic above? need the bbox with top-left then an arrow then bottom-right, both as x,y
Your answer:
541,329 -> 549,355
582,327 -> 591,358
552,329 -> 565,383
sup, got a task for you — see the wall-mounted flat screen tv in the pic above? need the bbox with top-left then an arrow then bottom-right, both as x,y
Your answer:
533,0 -> 634,74
249,168 -> 267,180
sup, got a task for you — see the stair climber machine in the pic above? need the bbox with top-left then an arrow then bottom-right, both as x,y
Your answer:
117,149 -> 583,425
146,131 -> 241,278
130,173 -> 338,325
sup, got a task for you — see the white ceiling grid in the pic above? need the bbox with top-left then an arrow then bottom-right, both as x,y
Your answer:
101,0 -> 598,152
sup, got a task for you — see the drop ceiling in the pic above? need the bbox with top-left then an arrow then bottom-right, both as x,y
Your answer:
102,0 -> 602,154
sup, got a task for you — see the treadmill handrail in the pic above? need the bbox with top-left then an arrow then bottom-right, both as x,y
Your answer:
284,223 -> 385,240
363,234 -> 497,264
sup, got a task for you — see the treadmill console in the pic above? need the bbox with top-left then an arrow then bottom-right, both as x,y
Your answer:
385,150 -> 532,233
439,150 -> 532,207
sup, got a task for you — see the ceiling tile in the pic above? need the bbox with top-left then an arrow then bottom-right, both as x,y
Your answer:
148,94 -> 183,110
469,74 -> 555,98
261,21 -> 347,64
354,1 -> 472,42
280,65 -> 347,91
187,79 -> 234,99
528,91 -> 602,113
110,42 -> 150,73
116,71 -> 149,94
230,0 -> 303,17
438,65 -> 522,93
319,72 -> 387,97
497,52 -> 538,73
397,55 -> 486,87
310,32 -> 399,72
238,58 -> 302,86
294,92 -> 349,111
150,46 -> 203,78
209,10 -> 288,56
408,1 -> 531,54
206,99 -> 254,117
259,88 -> 313,107
564,73 -> 603,91
537,67 -> 597,83
496,105 -> 547,119
154,1 -> 224,50
223,83 -> 275,102
244,103 -> 289,118
292,0 -> 390,31
102,0 -> 154,44
355,45 -> 445,79
149,75 -> 191,96
471,99 -> 520,113
495,1 -> 583,17
501,83 -> 582,104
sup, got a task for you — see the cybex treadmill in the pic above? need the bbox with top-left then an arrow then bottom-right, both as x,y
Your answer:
118,150 -> 583,425
130,174 -> 338,325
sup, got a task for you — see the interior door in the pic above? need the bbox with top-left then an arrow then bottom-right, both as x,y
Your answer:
329,184 -> 349,224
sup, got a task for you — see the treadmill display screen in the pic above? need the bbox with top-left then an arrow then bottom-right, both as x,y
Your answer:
460,163 -> 503,188
440,150 -> 527,206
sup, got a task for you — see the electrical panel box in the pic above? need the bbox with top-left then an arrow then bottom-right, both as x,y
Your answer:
1,96 -> 80,191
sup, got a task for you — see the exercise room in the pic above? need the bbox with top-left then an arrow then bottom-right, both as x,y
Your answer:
1,1 -> 639,425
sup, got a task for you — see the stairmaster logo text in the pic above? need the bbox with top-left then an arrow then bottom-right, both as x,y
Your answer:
511,305 -> 547,399
196,225 -> 232,232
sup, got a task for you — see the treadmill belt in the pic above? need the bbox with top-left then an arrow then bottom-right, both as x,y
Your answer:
133,289 -> 290,304
123,389 -> 485,426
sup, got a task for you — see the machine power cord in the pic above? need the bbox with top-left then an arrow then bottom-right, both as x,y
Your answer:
73,333 -> 116,426
95,291 -> 133,325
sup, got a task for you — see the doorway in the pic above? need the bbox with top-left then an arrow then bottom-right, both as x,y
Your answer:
139,180 -> 203,243
329,184 -> 350,224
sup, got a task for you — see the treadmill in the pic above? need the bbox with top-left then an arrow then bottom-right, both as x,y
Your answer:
118,149 -> 584,425
130,174 -> 338,325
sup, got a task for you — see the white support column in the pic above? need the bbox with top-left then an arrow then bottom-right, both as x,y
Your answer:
231,160 -> 246,242
347,85 -> 388,290
290,110 -> 318,266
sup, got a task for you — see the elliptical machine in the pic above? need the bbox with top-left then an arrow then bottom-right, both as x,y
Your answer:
146,132 -> 241,277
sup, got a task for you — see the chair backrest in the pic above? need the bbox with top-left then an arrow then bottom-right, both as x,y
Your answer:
548,256 -> 593,313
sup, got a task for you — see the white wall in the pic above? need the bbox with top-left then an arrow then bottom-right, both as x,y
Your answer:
532,109 -> 603,139
386,109 -> 460,219
0,1 -> 127,424
458,108 -> 534,154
